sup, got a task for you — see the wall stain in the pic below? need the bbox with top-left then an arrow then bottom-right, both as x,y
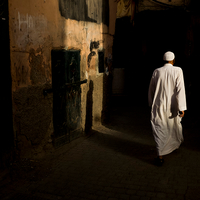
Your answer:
29,48 -> 46,85
90,41 -> 100,52
13,84 -> 52,149
88,41 -> 100,68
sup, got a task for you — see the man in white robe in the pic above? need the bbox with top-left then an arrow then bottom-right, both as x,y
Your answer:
148,51 -> 187,166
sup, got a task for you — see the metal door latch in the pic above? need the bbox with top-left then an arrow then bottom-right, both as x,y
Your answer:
43,79 -> 87,97
65,79 -> 87,87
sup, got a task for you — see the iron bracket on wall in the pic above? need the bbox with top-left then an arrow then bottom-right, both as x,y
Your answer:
43,79 -> 87,97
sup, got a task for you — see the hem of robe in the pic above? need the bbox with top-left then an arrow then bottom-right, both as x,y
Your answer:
158,144 -> 182,156
155,132 -> 183,156
151,114 -> 184,157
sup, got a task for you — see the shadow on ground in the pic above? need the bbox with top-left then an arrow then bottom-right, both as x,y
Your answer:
91,95 -> 200,166
90,95 -> 157,165
90,128 -> 156,166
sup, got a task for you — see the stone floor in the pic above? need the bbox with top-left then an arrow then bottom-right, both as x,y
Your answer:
0,96 -> 200,200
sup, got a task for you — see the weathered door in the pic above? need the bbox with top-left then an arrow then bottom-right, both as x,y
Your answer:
52,50 -> 83,147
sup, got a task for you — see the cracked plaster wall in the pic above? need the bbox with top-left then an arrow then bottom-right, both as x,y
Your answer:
9,0 -> 117,158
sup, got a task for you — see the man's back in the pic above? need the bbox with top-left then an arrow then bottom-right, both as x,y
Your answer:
149,63 -> 186,112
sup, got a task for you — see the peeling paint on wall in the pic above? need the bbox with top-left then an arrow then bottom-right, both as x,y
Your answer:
29,48 -> 46,85
12,52 -> 31,89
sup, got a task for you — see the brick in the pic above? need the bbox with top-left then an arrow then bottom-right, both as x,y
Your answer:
104,187 -> 114,192
111,183 -> 124,188
175,189 -> 186,195
167,193 -> 179,199
97,181 -> 112,187
140,185 -> 155,192
112,188 -> 127,194
118,194 -> 130,200
154,187 -> 167,193
136,190 -> 146,196
79,192 -> 98,200
140,197 -> 151,200
173,185 -> 187,190
105,192 -> 116,198
125,184 -> 140,190
175,195 -> 185,200
97,197 -> 108,200
164,188 -> 176,194
130,195 -> 141,200
156,192 -> 167,198
146,192 -> 156,197
96,190 -> 107,197
126,189 -> 137,195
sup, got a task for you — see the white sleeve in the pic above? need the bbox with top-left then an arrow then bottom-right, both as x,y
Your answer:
176,69 -> 187,111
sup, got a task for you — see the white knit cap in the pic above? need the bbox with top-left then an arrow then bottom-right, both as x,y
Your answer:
163,51 -> 175,61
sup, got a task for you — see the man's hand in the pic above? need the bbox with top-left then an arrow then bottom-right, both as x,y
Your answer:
179,111 -> 185,118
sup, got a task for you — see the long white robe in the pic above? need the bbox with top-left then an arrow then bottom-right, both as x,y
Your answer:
148,63 -> 187,156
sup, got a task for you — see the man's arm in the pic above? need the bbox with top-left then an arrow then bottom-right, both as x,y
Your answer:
176,68 -> 187,113
148,71 -> 156,107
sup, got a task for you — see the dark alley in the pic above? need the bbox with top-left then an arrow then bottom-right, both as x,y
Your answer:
1,0 -> 200,199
